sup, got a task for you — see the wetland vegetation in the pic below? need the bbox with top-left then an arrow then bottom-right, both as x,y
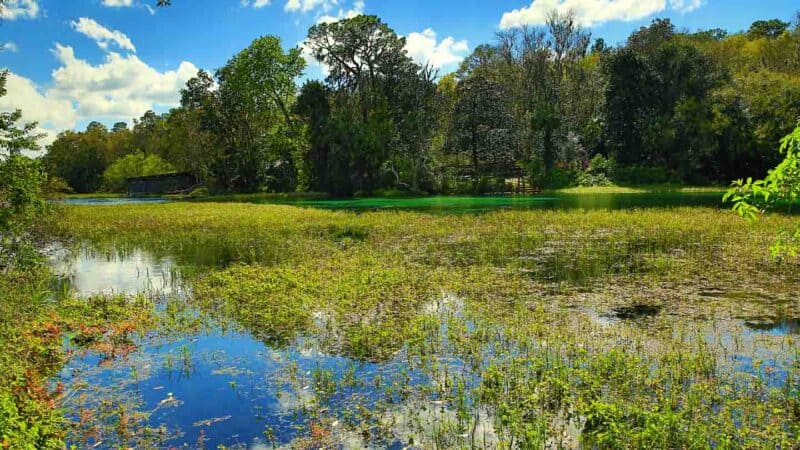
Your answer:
2,198 -> 798,448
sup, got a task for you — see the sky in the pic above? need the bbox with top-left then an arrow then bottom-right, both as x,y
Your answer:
0,0 -> 798,148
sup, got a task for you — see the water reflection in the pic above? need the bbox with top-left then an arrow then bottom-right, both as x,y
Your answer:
743,317 -> 800,336
50,246 -> 799,448
50,247 -> 179,296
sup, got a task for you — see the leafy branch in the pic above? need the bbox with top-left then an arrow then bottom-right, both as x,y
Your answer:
725,123 -> 800,258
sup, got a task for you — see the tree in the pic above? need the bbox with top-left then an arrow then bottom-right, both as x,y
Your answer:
448,75 -> 515,176
386,65 -> 439,192
102,152 -> 176,193
44,128 -> 108,193
111,122 -> 129,133
603,19 -> 724,181
305,15 -> 432,195
180,70 -> 215,110
294,80 -> 332,192
747,19 -> 790,39
0,69 -> 48,270
213,35 -> 305,191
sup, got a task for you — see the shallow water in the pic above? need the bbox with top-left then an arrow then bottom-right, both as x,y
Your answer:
49,242 -> 800,448
50,247 -> 178,296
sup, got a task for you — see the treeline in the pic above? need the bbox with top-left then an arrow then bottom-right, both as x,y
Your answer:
44,13 -> 800,195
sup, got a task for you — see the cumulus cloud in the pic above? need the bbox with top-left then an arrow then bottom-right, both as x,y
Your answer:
0,0 -> 39,20
1,42 -> 19,52
405,29 -> 469,71
71,17 -> 137,53
0,43 -> 198,146
50,44 -> 197,119
101,0 -> 134,6
499,0 -> 705,28
0,72 -> 78,147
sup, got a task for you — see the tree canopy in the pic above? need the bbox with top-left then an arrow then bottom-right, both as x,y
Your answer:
40,12 -> 800,195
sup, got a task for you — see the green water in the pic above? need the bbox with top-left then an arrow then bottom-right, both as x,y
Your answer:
271,192 -> 727,213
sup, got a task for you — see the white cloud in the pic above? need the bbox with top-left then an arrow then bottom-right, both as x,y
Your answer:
50,44 -> 198,119
0,73 -> 78,147
101,0 -> 134,6
499,0 -> 705,28
0,0 -> 39,20
285,0 -> 333,13
405,29 -> 469,71
71,17 -> 137,53
1,42 -> 19,52
669,0 -> 703,13
242,0 -> 272,8
317,0 -> 363,23
0,44 -> 198,146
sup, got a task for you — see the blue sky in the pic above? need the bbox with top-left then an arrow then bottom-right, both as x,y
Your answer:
0,0 -> 798,146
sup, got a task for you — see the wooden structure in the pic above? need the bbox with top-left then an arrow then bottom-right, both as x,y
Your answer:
126,172 -> 196,197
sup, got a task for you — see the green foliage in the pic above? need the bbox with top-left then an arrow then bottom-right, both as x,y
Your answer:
747,19 -> 790,39
614,166 -> 679,185
448,75 -> 516,175
0,155 -> 49,271
102,152 -> 177,193
44,126 -> 122,194
726,123 -> 800,258
303,15 -> 439,195
213,35 -> 306,192
578,154 -> 616,186
541,167 -> 579,189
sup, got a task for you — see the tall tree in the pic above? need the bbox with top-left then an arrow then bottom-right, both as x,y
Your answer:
448,75 -> 515,176
214,35 -> 305,191
294,80 -> 332,192
305,15 -> 433,194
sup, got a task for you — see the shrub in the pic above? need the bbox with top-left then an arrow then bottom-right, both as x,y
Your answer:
578,155 -> 616,187
0,155 -> 50,270
542,168 -> 579,189
102,152 -> 177,193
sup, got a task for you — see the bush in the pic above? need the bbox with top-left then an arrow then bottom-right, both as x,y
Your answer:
578,155 -> 616,187
102,152 -> 177,193
542,168 -> 579,189
0,155 -> 50,270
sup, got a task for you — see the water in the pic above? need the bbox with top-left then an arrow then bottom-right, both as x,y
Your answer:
49,205 -> 799,447
53,249 -> 475,448
49,247 -> 178,296
244,192 -> 728,213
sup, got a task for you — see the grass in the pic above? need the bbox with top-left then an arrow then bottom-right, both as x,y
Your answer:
5,201 -> 800,447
